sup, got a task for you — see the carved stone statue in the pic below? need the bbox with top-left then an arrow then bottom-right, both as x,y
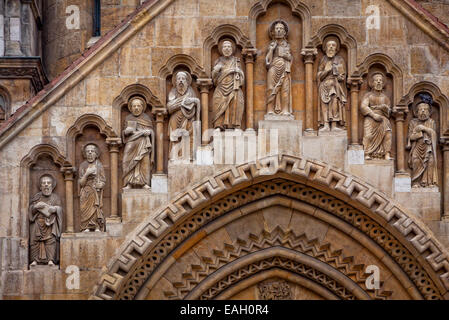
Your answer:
167,70 -> 200,159
318,36 -> 347,131
78,143 -> 106,232
211,39 -> 245,130
361,72 -> 393,160
29,174 -> 62,266
266,20 -> 292,116
406,93 -> 438,188
122,96 -> 154,189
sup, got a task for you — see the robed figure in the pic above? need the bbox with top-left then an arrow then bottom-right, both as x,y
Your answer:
318,36 -> 347,131
29,174 -> 62,266
212,39 -> 245,130
266,20 -> 292,116
122,96 -> 154,189
361,72 -> 393,160
78,143 -> 106,232
167,71 -> 200,159
406,94 -> 438,188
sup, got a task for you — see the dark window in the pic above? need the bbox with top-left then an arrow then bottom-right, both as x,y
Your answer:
0,95 -> 6,121
93,0 -> 101,37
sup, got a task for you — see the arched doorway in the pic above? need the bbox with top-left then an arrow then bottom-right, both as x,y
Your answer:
91,155 -> 449,300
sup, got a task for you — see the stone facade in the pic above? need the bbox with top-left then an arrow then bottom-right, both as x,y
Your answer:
1,0 -> 449,300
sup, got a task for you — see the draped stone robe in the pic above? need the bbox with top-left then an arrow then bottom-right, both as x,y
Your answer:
407,118 -> 438,187
211,56 -> 245,129
29,192 -> 62,264
79,160 -> 106,231
122,113 -> 154,188
266,40 -> 292,114
361,91 -> 392,158
318,55 -> 347,126
167,86 -> 199,159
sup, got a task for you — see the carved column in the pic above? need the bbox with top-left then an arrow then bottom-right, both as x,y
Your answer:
62,166 -> 76,233
301,48 -> 317,132
106,138 -> 121,219
392,106 -> 408,173
243,48 -> 257,130
197,79 -> 212,144
154,109 -> 167,174
347,77 -> 363,145
441,138 -> 449,221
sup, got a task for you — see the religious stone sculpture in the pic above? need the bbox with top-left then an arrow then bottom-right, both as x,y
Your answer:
211,39 -> 245,130
29,174 -> 62,266
258,280 -> 292,300
122,96 -> 154,189
266,20 -> 292,116
318,36 -> 347,131
167,70 -> 200,159
406,93 -> 438,188
361,72 -> 393,160
78,143 -> 106,232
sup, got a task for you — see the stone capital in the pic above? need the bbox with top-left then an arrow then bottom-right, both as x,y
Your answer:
301,48 -> 318,64
392,105 -> 408,120
106,138 -> 122,152
196,78 -> 213,93
61,166 -> 76,180
440,137 -> 449,151
347,77 -> 363,91
242,48 -> 258,63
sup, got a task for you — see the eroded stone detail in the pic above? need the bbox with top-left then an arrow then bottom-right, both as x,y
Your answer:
258,280 -> 292,300
29,174 -> 63,266
406,93 -> 439,188
361,72 -> 393,160
78,143 -> 106,232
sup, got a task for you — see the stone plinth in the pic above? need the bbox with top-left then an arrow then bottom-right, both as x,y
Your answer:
60,232 -> 122,270
394,173 -> 412,193
348,159 -> 394,196
151,174 -> 168,193
196,145 -> 214,165
395,188 -> 441,221
347,144 -> 364,165
302,133 -> 347,170
106,217 -> 122,237
258,119 -> 302,156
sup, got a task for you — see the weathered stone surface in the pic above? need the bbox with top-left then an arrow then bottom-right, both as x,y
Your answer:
348,160 -> 394,196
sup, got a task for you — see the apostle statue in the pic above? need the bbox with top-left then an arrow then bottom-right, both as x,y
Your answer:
211,39 -> 245,130
122,96 -> 154,189
29,174 -> 62,266
406,93 -> 438,188
78,143 -> 106,232
318,36 -> 347,131
361,72 -> 393,160
167,70 -> 200,159
266,20 -> 292,116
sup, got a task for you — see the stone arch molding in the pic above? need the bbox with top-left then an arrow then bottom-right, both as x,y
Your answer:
91,154 -> 449,300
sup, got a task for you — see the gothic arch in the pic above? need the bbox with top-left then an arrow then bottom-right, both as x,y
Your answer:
249,0 -> 312,46
203,24 -> 253,74
308,24 -> 358,76
91,155 -> 449,300
158,54 -> 207,105
357,53 -> 404,106
401,81 -> 449,136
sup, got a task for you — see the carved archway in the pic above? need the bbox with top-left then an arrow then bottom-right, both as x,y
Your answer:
91,155 -> 449,300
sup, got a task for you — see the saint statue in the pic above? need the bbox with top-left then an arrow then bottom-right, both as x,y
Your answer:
29,174 -> 62,266
167,70 -> 200,159
122,96 -> 154,189
406,93 -> 438,188
211,39 -> 245,130
266,20 -> 292,116
318,36 -> 347,131
78,143 -> 106,232
361,72 -> 393,160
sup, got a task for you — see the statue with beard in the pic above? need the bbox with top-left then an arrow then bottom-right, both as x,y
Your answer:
167,71 -> 200,160
29,174 -> 62,266
78,143 -> 106,232
318,36 -> 347,132
406,93 -> 438,188
361,72 -> 393,160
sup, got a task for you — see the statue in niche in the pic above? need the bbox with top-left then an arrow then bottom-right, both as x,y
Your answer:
122,96 -> 154,190
266,20 -> 292,116
406,93 -> 438,188
78,143 -> 106,232
167,70 -> 200,159
318,36 -> 347,132
361,72 -> 393,160
211,39 -> 245,130
29,174 -> 62,266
